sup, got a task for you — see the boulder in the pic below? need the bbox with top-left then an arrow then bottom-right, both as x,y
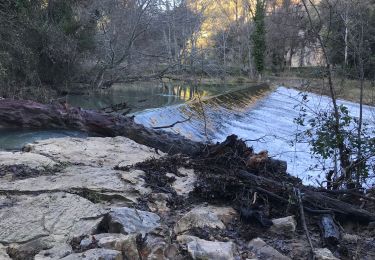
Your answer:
248,238 -> 291,260
7,237 -> 57,260
34,243 -> 73,260
108,207 -> 161,236
177,235 -> 236,260
61,248 -> 123,260
207,205 -> 238,224
313,248 -> 339,260
270,216 -> 297,235
24,136 -> 162,167
174,205 -> 236,234
0,192 -> 106,244
79,233 -> 139,259
138,234 -> 179,260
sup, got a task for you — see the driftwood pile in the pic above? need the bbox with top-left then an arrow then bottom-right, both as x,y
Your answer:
130,135 -> 375,250
193,135 -> 375,223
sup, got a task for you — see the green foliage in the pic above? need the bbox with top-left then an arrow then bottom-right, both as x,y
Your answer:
0,0 -> 96,93
294,94 -> 375,187
252,0 -> 266,74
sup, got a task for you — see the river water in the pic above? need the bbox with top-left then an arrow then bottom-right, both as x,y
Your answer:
1,82 -> 374,185
0,82 -> 257,151
135,86 -> 375,185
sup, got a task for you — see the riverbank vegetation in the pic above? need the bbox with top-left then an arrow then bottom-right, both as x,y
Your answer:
0,1 -> 373,98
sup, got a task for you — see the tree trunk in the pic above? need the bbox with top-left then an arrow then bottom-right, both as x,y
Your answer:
0,99 -> 203,155
238,170 -> 375,223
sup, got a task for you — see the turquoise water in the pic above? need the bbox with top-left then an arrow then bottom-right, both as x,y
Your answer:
0,129 -> 88,151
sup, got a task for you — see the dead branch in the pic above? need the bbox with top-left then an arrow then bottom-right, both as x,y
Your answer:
152,116 -> 192,129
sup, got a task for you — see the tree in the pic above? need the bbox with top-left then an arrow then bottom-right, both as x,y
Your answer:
0,0 -> 97,99
252,0 -> 266,77
298,0 -> 375,189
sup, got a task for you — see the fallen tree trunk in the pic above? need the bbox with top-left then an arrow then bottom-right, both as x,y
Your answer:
237,170 -> 375,222
0,99 -> 203,155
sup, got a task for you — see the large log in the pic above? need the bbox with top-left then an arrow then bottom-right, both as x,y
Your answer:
0,99 -> 203,155
237,170 -> 375,223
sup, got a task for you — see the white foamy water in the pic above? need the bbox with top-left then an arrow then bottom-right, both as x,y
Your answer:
136,86 -> 375,185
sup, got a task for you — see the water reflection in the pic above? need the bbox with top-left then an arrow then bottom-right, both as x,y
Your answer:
135,84 -> 271,141
66,81 -> 251,112
0,82 -> 260,150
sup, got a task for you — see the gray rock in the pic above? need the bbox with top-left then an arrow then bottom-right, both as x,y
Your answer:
174,205 -> 236,234
147,193 -> 170,213
61,248 -> 123,260
81,233 -> 139,259
34,243 -> 73,260
0,192 -> 106,244
138,234 -> 173,260
177,235 -> 236,260
141,235 -> 176,260
7,237 -> 57,260
0,151 -> 57,170
169,167 -> 196,197
25,136 -> 162,167
0,166 -> 150,203
270,216 -> 296,235
0,244 -> 11,260
313,248 -> 339,260
248,238 -> 291,260
342,233 -> 360,243
108,207 -> 161,236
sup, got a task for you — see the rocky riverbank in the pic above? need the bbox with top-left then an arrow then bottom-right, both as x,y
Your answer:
0,136 -> 374,259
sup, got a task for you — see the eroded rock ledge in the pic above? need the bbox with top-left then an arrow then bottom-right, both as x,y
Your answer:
0,136 -> 374,260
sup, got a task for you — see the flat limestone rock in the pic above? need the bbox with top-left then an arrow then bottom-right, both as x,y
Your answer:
24,136 -> 162,167
121,169 -> 151,197
177,235 -> 236,260
0,166 -> 149,203
313,248 -> 340,260
80,233 -> 139,259
34,243 -> 73,260
0,192 -> 106,244
0,151 -> 57,170
108,207 -> 161,236
174,205 -> 236,234
169,167 -> 196,197
61,248 -> 123,260
248,238 -> 291,260
270,216 -> 297,235
7,236 -> 57,260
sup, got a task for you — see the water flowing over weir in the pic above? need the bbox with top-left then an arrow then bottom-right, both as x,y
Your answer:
135,86 -> 375,185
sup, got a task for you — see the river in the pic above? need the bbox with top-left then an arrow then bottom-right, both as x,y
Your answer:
1,82 -> 374,185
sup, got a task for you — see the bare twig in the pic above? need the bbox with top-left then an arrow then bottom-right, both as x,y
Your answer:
295,188 -> 314,254
152,116 -> 192,129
